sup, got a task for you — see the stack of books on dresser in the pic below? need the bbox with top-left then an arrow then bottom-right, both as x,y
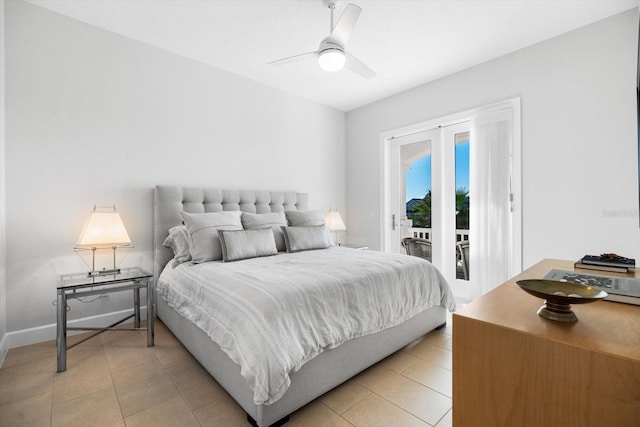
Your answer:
574,254 -> 635,273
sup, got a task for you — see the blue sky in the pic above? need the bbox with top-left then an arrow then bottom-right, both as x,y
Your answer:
406,142 -> 470,201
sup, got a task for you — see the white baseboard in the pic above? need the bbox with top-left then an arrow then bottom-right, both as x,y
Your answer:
1,306 -> 149,354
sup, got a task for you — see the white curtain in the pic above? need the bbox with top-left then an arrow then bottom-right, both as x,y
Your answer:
470,108 -> 513,299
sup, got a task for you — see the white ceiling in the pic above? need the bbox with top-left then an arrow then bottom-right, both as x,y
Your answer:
26,0 -> 638,111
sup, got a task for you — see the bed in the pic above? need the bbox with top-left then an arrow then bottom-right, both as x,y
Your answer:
153,185 -> 455,427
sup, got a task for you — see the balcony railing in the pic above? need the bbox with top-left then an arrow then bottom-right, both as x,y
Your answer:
404,226 -> 470,280
406,227 -> 469,243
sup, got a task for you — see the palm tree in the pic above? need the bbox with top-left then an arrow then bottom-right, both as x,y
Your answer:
409,190 -> 431,228
456,187 -> 469,230
408,188 -> 469,229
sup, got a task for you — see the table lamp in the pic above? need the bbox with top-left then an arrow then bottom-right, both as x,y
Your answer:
75,205 -> 132,276
324,210 -> 346,245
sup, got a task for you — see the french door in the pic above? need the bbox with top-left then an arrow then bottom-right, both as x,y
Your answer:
382,98 -> 522,302
388,128 -> 440,254
388,123 -> 471,297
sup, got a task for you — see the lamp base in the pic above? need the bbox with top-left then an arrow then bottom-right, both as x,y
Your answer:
87,268 -> 121,277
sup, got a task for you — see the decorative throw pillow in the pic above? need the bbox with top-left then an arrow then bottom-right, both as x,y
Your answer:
218,228 -> 278,262
281,225 -> 331,253
285,210 -> 326,227
241,212 -> 287,252
162,225 -> 191,264
181,211 -> 243,263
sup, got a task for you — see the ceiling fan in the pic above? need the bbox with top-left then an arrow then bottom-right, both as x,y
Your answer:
268,1 -> 375,79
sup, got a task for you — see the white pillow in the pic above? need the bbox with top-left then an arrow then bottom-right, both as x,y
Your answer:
181,211 -> 243,263
281,225 -> 331,253
162,225 -> 191,264
218,228 -> 278,262
241,212 -> 287,252
285,210 -> 326,227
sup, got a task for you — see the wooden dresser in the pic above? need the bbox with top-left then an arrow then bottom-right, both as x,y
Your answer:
453,259 -> 640,426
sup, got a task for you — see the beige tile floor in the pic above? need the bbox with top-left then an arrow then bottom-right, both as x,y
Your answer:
0,315 -> 454,427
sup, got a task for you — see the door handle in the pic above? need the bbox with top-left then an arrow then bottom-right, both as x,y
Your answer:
392,214 -> 397,231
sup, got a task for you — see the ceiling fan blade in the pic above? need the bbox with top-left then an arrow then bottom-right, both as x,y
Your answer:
345,52 -> 376,79
268,51 -> 318,66
327,3 -> 362,47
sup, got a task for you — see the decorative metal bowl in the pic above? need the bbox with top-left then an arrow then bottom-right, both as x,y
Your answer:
516,279 -> 608,322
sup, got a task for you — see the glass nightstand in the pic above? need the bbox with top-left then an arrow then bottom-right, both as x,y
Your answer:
56,267 -> 154,372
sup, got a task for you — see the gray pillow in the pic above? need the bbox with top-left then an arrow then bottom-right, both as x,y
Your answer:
218,228 -> 278,262
241,212 -> 287,252
285,210 -> 326,227
181,211 -> 243,263
162,225 -> 191,265
281,225 -> 331,253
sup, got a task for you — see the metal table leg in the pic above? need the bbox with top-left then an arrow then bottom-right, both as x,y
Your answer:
56,289 -> 67,372
134,285 -> 141,329
146,278 -> 154,347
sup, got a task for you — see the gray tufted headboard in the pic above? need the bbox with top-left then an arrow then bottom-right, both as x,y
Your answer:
153,186 -> 310,283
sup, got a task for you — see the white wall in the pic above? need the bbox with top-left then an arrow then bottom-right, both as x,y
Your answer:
4,0 -> 346,339
346,9 -> 639,270
0,0 -> 8,361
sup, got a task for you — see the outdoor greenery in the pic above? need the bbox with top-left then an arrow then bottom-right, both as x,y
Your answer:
455,187 -> 470,229
408,187 -> 469,229
408,191 -> 432,228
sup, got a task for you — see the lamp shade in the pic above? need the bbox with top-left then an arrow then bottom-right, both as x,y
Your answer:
318,49 -> 345,72
324,211 -> 346,232
77,211 -> 131,248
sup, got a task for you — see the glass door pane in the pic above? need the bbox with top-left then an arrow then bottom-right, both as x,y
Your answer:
388,128 -> 439,255
454,131 -> 470,280
403,141 -> 432,261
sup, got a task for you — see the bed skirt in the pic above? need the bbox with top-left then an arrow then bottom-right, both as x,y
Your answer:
157,297 -> 446,427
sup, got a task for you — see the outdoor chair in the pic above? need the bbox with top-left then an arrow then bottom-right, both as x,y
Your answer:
456,241 -> 470,280
401,237 -> 432,262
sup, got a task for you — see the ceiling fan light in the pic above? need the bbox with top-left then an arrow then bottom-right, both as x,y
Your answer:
318,49 -> 345,72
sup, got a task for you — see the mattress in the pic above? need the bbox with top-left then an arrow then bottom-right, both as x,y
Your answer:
157,246 -> 456,405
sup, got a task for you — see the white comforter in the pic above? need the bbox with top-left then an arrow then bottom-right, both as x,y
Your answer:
157,246 -> 455,405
